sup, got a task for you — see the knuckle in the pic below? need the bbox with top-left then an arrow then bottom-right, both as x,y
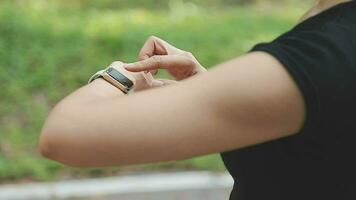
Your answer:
186,58 -> 196,67
182,51 -> 194,58
151,55 -> 162,66
138,61 -> 147,69
180,52 -> 196,66
148,35 -> 157,41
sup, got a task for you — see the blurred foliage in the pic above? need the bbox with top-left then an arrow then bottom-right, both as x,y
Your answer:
8,0 -> 258,10
0,0 -> 310,182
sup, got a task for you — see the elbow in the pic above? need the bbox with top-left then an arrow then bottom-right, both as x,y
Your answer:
39,135 -> 53,159
39,105 -> 66,161
39,130 -> 87,168
39,128 -> 61,164
39,125 -> 66,165
39,107 -> 86,168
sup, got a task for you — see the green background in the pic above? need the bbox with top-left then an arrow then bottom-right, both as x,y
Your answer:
0,0 -> 311,183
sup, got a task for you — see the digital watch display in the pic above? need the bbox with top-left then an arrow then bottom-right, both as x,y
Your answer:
88,66 -> 134,94
105,67 -> 134,90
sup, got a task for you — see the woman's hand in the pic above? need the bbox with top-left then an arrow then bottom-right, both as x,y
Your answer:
109,61 -> 169,92
125,36 -> 207,81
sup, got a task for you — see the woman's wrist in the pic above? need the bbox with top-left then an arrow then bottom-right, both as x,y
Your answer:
90,78 -> 126,98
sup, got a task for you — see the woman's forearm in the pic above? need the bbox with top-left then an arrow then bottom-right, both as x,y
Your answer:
39,73 -> 206,167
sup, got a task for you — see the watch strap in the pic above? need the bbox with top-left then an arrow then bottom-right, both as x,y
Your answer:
88,69 -> 106,84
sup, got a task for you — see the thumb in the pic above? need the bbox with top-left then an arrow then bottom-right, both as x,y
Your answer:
157,79 -> 178,85
151,79 -> 177,88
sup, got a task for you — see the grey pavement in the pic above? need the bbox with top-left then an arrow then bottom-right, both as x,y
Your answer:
0,171 -> 234,200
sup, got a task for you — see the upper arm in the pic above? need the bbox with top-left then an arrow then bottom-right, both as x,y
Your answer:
202,51 -> 306,148
40,52 -> 306,167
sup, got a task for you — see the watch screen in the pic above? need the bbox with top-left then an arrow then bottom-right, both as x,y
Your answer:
106,67 -> 134,89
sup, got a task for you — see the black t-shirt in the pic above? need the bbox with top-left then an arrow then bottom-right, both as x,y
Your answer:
220,1 -> 356,200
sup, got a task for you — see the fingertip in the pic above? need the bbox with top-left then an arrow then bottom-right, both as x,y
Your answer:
124,64 -> 135,71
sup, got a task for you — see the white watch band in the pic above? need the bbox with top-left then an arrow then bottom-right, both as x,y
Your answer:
88,69 -> 106,84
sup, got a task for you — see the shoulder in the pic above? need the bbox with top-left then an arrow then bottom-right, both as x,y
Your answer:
249,10 -> 356,138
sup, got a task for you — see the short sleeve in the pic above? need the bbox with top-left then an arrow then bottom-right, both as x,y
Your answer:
250,28 -> 355,138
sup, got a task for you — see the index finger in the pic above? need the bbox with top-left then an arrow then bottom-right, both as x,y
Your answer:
125,56 -> 169,72
126,55 -> 189,72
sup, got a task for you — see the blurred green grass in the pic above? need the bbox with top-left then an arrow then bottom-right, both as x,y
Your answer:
0,1 -> 308,182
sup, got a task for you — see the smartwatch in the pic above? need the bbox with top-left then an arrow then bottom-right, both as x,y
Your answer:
88,67 -> 134,94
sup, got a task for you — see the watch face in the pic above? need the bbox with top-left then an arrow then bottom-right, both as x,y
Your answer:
106,67 -> 134,89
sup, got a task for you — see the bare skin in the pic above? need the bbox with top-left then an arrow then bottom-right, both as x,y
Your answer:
300,0 -> 351,22
39,0 -> 349,167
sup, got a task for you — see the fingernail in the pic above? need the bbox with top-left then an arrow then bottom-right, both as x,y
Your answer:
124,64 -> 132,70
